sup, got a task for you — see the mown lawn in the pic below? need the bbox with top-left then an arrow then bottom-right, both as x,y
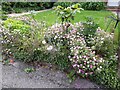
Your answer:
29,9 -> 119,41
33,10 -> 112,28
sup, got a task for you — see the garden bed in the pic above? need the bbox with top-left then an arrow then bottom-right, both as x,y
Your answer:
1,3 -> 120,89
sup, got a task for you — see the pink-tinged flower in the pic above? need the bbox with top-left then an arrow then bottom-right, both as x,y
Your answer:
47,46 -> 53,51
90,65 -> 93,69
90,72 -> 93,75
84,62 -> 86,65
71,29 -> 77,34
83,55 -> 86,58
73,64 -> 77,67
80,64 -> 82,66
81,70 -> 84,74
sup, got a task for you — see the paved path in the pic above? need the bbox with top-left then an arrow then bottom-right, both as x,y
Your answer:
7,9 -> 51,17
1,60 -> 101,88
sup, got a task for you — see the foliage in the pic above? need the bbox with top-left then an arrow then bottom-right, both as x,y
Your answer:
76,17 -> 99,47
24,68 -> 35,73
2,2 -> 54,13
1,16 -> 46,63
45,22 -> 104,77
80,2 -> 106,11
45,21 -> 119,88
45,23 -> 74,70
69,39 -> 104,77
53,2 -> 76,8
3,18 -> 31,34
93,69 -> 120,89
118,22 -> 120,45
90,28 -> 118,57
2,2 -> 13,14
53,2 -> 106,11
90,53 -> 120,89
1,5 -> 119,89
0,11 -> 8,20
81,17 -> 99,37
53,3 -> 83,23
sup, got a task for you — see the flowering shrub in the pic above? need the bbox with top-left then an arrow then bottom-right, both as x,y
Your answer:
45,22 -> 119,89
1,17 -> 47,62
91,27 -> 118,57
45,22 -> 105,77
69,43 -> 104,77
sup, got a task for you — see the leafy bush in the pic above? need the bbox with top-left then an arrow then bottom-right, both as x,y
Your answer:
3,18 -> 31,34
81,17 -> 99,37
1,17 -> 46,62
53,2 -> 76,8
2,2 -> 13,14
53,2 -> 106,11
91,53 -> 120,89
76,17 -> 99,47
0,11 -> 8,20
45,22 -> 104,77
80,2 -> 106,11
69,37 -> 104,77
91,28 -> 118,57
45,21 -> 119,88
2,2 -> 54,14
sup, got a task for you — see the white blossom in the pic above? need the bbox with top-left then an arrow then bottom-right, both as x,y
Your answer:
47,46 -> 53,51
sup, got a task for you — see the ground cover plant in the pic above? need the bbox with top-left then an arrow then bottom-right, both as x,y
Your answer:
1,3 -> 120,89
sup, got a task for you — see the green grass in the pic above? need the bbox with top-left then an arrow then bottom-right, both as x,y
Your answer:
29,9 -> 119,41
33,10 -> 112,28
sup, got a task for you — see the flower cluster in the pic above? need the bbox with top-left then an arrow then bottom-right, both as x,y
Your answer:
91,27 -> 117,57
69,40 -> 104,77
45,22 -> 105,77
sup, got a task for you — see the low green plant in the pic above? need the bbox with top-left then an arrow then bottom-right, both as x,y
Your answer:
24,68 -> 35,73
3,18 -> 31,35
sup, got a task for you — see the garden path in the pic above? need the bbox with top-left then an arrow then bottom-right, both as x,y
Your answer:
7,9 -> 51,17
1,60 -> 101,88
